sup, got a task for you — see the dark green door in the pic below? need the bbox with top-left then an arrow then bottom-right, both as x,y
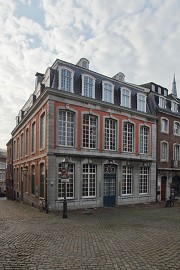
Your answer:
103,165 -> 116,207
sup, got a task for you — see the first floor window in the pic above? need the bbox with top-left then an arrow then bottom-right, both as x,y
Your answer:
31,165 -> 35,195
174,122 -> 180,135
40,163 -> 45,198
174,144 -> 180,161
122,166 -> 132,195
32,122 -> 36,153
58,164 -> 74,198
82,164 -> 96,197
139,167 -> 148,194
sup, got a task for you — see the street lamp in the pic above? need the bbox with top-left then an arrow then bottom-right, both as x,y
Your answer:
61,158 -> 70,219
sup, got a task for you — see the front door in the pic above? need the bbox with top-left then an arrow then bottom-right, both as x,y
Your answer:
103,165 -> 116,207
161,177 -> 166,201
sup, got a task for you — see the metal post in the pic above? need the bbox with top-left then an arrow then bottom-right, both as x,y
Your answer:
63,182 -> 67,218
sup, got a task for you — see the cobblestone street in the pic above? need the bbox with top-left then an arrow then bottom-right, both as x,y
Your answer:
0,199 -> 180,270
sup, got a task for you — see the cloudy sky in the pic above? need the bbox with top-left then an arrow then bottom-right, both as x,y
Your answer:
0,0 -> 180,149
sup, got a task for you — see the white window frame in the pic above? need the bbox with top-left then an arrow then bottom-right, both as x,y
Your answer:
20,132 -> 24,158
161,141 -> 168,161
121,88 -> 131,108
159,97 -> 166,108
122,166 -> 132,195
58,66 -> 74,93
82,164 -> 96,198
58,110 -> 74,147
58,163 -> 74,199
39,111 -> 46,150
139,125 -> 149,154
174,121 -> 180,136
161,117 -> 169,133
104,118 -> 117,151
25,128 -> 29,156
122,122 -> 134,153
83,114 -> 97,149
171,101 -> 178,112
139,167 -> 148,194
31,121 -> 36,153
102,81 -> 114,104
137,93 -> 146,112
173,144 -> 180,161
82,74 -> 95,98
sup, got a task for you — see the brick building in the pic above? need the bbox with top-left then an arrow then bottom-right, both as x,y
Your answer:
9,58 -> 157,210
141,77 -> 180,201
0,149 -> 7,195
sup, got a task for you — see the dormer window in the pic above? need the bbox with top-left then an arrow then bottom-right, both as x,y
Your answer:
158,87 -> 161,94
102,81 -> 114,103
121,88 -> 131,108
164,89 -> 168,96
171,101 -> 178,112
137,93 -> 146,112
59,67 -> 74,93
159,97 -> 166,108
82,75 -> 95,98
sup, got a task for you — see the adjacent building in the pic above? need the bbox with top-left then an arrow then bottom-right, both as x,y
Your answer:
8,58 -> 157,210
141,76 -> 180,201
0,149 -> 7,195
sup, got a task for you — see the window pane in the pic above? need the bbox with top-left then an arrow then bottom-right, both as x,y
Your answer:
58,111 -> 74,146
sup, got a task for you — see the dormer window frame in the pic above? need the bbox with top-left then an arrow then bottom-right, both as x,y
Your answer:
137,93 -> 146,112
121,87 -> 131,108
58,66 -> 74,93
159,96 -> 166,109
171,101 -> 178,112
81,74 -> 96,99
102,81 -> 114,104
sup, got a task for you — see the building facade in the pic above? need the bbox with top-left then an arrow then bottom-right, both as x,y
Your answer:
6,139 -> 13,199
141,79 -> 180,201
0,149 -> 7,195
9,58 -> 157,210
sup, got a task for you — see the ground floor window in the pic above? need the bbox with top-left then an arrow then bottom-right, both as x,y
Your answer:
122,166 -> 132,195
58,164 -> 74,199
31,165 -> 35,195
139,167 -> 148,194
40,163 -> 45,198
82,164 -> 96,197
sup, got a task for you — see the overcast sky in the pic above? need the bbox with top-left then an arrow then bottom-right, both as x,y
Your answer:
0,0 -> 180,149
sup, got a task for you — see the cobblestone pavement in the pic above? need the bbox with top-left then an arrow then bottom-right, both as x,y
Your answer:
0,199 -> 180,270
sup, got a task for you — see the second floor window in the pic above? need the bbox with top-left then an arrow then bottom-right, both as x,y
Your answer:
58,110 -> 74,147
102,82 -> 114,103
60,68 -> 73,92
21,133 -> 24,157
83,114 -> 97,149
137,94 -> 146,112
40,112 -> 46,149
161,142 -> 168,161
104,118 -> 116,150
140,126 -> 149,154
161,118 -> 168,133
25,128 -> 29,156
82,75 -> 95,98
121,88 -> 131,108
32,122 -> 36,153
123,122 -> 134,152
174,122 -> 180,135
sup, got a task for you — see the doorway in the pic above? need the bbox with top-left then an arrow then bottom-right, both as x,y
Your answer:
161,176 -> 167,201
103,164 -> 116,207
